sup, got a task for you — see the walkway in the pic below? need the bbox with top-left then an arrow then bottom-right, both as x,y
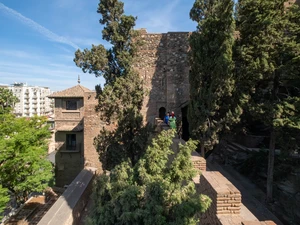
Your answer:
206,157 -> 284,225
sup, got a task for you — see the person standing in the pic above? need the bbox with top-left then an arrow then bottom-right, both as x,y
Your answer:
164,112 -> 170,125
169,113 -> 176,130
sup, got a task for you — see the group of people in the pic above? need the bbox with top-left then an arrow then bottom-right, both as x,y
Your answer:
164,111 -> 176,129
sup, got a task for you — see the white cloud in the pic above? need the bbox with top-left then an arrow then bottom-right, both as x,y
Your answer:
0,2 -> 80,50
0,50 -> 37,59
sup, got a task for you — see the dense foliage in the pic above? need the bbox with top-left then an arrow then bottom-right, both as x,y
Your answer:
74,0 -> 152,170
0,114 -> 53,204
0,90 -> 53,210
188,0 -> 242,157
87,130 -> 211,225
0,185 -> 9,219
235,0 -> 300,201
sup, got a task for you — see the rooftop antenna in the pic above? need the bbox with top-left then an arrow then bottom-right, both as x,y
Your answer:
78,75 -> 80,84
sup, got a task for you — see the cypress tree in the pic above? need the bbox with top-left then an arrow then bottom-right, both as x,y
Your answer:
235,0 -> 300,202
74,0 -> 152,170
188,0 -> 242,157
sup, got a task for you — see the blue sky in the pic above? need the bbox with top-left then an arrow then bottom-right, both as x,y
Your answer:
0,0 -> 198,91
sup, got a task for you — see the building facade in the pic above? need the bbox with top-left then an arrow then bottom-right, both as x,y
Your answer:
49,84 -> 102,187
5,83 -> 53,117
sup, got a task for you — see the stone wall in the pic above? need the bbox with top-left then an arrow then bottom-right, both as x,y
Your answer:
190,150 -> 275,225
54,98 -> 84,122
134,29 -> 190,124
83,92 -> 102,170
200,171 -> 241,216
38,168 -> 96,225
191,151 -> 206,172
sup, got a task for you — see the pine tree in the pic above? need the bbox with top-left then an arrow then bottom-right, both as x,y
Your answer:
235,0 -> 300,202
74,0 -> 152,170
86,130 -> 211,225
188,0 -> 242,157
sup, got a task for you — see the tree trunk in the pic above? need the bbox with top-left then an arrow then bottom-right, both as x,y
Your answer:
200,142 -> 205,158
267,129 -> 275,203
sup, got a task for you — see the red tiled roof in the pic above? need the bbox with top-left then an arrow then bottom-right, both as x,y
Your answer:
48,85 -> 92,98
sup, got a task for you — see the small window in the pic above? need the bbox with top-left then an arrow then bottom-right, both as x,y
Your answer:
66,134 -> 76,150
66,100 -> 77,110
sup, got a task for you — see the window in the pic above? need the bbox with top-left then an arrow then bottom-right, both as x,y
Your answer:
66,100 -> 77,110
66,134 -> 76,150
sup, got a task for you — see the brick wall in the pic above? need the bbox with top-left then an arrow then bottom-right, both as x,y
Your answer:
54,98 -> 84,121
191,151 -> 206,172
83,92 -> 102,170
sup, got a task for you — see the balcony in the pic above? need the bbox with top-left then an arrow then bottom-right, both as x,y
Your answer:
56,143 -> 82,153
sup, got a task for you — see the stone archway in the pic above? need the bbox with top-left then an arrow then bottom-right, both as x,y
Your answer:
159,107 -> 166,120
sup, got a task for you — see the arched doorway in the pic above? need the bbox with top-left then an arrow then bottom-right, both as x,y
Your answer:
159,107 -> 166,120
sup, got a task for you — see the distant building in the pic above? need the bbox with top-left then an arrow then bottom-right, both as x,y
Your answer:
4,82 -> 53,117
49,83 -> 102,187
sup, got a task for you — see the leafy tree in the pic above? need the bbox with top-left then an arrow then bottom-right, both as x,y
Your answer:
74,0 -> 152,170
188,0 -> 242,157
0,185 -> 9,219
87,130 -> 211,225
0,88 -> 19,114
235,0 -> 300,202
0,114 -> 53,204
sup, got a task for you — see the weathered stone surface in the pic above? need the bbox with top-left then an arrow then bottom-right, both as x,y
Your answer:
133,30 -> 190,124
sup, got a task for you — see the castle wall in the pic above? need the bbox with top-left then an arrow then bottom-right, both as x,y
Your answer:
133,29 -> 190,124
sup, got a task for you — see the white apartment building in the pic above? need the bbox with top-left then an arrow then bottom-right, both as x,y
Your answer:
6,82 -> 54,117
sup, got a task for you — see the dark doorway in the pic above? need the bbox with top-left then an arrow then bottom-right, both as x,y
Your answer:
181,106 -> 190,141
159,107 -> 166,120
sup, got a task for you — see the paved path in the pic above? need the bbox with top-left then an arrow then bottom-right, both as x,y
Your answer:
206,157 -> 284,225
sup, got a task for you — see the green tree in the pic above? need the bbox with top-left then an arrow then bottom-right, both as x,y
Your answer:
0,185 -> 9,219
0,88 -> 19,114
87,130 -> 211,225
188,0 -> 242,157
0,114 -> 53,204
235,0 -> 300,202
74,0 -> 152,170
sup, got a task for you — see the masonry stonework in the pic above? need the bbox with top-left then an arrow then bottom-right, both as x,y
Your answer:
50,85 -> 102,187
83,92 -> 102,170
133,29 -> 190,123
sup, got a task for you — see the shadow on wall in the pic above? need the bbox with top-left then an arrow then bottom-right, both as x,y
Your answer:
54,118 -> 85,187
136,30 -> 190,139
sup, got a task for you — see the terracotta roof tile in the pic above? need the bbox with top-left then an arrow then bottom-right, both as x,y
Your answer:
48,85 -> 92,98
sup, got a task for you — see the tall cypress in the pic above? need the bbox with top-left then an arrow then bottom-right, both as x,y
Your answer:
189,0 -> 241,157
236,0 -> 300,202
74,0 -> 152,170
